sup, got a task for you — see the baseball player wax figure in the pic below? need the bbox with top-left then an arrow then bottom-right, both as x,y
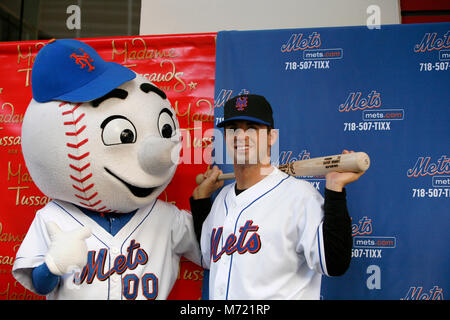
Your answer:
12,39 -> 201,300
189,94 -> 364,299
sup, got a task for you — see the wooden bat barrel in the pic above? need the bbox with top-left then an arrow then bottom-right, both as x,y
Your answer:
195,152 -> 370,184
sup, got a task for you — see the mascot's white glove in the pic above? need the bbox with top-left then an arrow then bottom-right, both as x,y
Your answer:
44,221 -> 92,276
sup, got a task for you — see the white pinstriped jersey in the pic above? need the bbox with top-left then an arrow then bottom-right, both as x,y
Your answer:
200,167 -> 328,300
13,199 -> 200,300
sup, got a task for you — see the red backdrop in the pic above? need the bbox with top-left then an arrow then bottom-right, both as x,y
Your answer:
0,33 -> 216,300
401,0 -> 450,24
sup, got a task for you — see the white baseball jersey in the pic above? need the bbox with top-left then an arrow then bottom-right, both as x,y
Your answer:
13,199 -> 201,300
200,167 -> 329,300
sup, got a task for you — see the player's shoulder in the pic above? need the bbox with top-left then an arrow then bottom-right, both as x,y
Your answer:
283,174 -> 313,189
214,182 -> 234,200
220,182 -> 235,194
278,172 -> 322,198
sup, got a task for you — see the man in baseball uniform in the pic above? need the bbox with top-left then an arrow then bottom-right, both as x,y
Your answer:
12,39 -> 200,299
190,94 -> 363,300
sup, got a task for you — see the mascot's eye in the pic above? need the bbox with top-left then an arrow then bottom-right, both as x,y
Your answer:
158,108 -> 176,139
120,129 -> 135,143
101,116 -> 137,146
161,124 -> 172,138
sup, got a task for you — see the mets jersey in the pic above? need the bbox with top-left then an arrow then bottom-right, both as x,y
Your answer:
13,199 -> 201,300
200,167 -> 329,300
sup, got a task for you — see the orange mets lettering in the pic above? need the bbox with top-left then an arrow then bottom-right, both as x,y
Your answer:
74,240 -> 148,284
211,220 -> 262,262
70,49 -> 95,71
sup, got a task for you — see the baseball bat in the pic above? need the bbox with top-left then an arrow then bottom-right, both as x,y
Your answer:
195,152 -> 370,184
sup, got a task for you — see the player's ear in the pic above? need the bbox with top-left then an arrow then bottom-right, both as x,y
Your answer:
268,128 -> 278,147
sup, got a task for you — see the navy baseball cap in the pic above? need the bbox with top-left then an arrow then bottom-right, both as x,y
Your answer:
31,38 -> 136,103
217,94 -> 274,128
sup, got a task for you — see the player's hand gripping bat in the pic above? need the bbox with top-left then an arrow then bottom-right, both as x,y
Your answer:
195,152 -> 370,184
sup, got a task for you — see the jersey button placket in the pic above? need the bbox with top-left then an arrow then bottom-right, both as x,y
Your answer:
219,204 -> 239,300
110,246 -> 122,300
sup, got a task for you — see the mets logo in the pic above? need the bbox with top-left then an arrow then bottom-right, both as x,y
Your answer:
406,155 -> 450,177
70,48 -> 95,71
210,220 -> 262,262
352,216 -> 373,236
235,96 -> 248,111
338,90 -> 381,112
414,32 -> 450,52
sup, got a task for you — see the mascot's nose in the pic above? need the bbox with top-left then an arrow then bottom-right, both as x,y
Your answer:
138,135 -> 181,176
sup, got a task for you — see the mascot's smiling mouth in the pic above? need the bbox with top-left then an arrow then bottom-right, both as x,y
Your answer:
104,167 -> 156,198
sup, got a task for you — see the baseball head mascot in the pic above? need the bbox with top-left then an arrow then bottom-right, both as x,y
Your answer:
12,39 -> 201,300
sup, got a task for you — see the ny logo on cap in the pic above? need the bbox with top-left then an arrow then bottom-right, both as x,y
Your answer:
70,48 -> 95,71
236,96 -> 248,111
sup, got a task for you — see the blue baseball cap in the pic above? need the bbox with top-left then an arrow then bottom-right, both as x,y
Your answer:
31,38 -> 136,103
217,94 -> 274,128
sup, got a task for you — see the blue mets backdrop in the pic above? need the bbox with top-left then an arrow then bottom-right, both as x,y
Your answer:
211,22 -> 449,300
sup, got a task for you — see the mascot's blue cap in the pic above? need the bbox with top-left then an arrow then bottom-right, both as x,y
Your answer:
31,38 -> 136,103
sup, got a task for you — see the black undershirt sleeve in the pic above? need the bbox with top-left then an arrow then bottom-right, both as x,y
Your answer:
322,188 -> 353,276
189,187 -> 352,277
189,185 -> 245,244
189,196 -> 212,244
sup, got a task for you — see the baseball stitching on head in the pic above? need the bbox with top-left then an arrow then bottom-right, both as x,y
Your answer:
59,102 -> 113,214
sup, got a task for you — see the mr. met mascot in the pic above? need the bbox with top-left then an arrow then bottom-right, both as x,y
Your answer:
12,39 -> 201,300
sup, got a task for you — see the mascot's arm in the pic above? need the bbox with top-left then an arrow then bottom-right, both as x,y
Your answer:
30,221 -> 91,295
32,263 -> 60,295
44,221 -> 92,276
